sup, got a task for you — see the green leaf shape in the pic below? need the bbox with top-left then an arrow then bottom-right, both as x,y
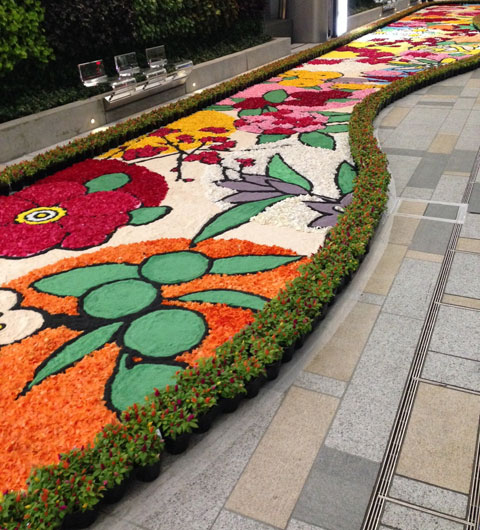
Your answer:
265,105 -> 278,112
258,134 -> 289,144
110,355 -> 179,412
327,114 -> 350,123
267,154 -> 313,192
263,89 -> 288,103
128,206 -> 171,226
28,323 -> 122,390
329,98 -> 352,103
210,255 -> 301,275
337,161 -> 357,195
323,124 -> 349,133
299,131 -> 335,150
141,251 -> 210,285
207,104 -> 234,111
85,173 -> 130,193
178,289 -> 267,310
230,97 -> 244,102
239,108 -> 263,117
83,279 -> 157,319
34,264 -> 140,297
192,195 -> 289,245
124,308 -> 206,357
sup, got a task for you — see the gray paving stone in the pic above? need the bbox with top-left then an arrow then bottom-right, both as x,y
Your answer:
430,305 -> 480,361
446,252 -> 480,299
468,182 -> 480,214
211,511 -> 276,530
294,371 -> 346,398
417,100 -> 454,107
452,97 -> 476,110
424,203 -> 459,220
427,85 -> 463,96
423,351 -> 480,392
359,292 -> 385,306
431,174 -> 468,203
439,109 -> 470,135
471,69 -> 480,79
326,313 -> 423,462
293,446 -> 379,530
461,212 -> 480,239
384,154 -> 422,194
286,519 -> 326,530
410,219 -> 454,255
408,153 -> 449,189
454,124 -> 480,151
94,514 -> 146,530
389,475 -> 469,519
381,502 -> 464,530
100,389 -> 283,530
384,148 -> 425,157
402,186 -> 434,200
383,258 -> 440,320
445,149 -> 477,173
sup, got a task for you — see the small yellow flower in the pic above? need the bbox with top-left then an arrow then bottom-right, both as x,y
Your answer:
278,69 -> 342,88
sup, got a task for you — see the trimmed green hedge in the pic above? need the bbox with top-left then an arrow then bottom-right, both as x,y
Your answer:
0,0 -> 52,74
1,2 -> 480,529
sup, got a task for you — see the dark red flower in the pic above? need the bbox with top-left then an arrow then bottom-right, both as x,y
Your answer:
148,127 -> 180,137
280,90 -> 351,107
0,159 -> 169,258
184,151 -> 221,165
233,97 -> 269,110
200,127 -> 228,133
176,134 -> 195,143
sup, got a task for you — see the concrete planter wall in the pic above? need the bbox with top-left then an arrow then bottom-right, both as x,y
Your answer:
1,38 -> 291,164
348,0 -> 415,31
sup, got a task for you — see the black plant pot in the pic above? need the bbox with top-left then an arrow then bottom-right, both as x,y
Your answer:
294,334 -> 307,350
195,406 -> 219,433
282,344 -> 295,363
265,360 -> 282,381
102,478 -> 129,504
219,394 -> 243,413
164,432 -> 191,455
136,459 -> 162,483
62,508 -> 99,529
245,376 -> 265,399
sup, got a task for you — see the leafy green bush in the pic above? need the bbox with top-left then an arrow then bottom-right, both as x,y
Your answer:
0,0 -> 52,74
133,0 -> 239,49
41,0 -> 136,63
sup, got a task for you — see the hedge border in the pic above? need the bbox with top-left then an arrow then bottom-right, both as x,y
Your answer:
1,3 -> 480,529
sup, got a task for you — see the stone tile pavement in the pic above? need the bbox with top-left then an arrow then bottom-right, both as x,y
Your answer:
86,70 -> 480,529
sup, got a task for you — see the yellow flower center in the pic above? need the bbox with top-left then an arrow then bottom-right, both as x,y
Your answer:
15,206 -> 67,225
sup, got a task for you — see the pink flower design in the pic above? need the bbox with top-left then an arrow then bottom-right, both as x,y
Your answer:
0,159 -> 169,258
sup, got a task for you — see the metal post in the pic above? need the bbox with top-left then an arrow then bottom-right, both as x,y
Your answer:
279,0 -> 287,19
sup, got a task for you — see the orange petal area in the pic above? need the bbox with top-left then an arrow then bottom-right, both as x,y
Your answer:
1,237 -> 305,490
164,300 -> 255,364
161,259 -> 309,300
7,238 -> 304,314
0,327 -> 118,491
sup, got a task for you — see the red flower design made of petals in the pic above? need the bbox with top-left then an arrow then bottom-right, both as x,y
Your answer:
0,159 -> 169,258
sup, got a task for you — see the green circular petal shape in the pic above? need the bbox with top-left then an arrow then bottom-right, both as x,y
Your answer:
110,356 -> 179,412
141,251 -> 210,285
83,279 -> 157,319
85,173 -> 130,193
124,308 -> 206,357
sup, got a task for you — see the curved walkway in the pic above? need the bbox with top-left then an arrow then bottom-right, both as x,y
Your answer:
91,65 -> 480,530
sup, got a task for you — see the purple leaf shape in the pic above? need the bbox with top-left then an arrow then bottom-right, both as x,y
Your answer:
225,191 -> 282,203
220,181 -> 271,192
306,193 -> 353,228
267,179 -> 309,195
243,174 -> 272,186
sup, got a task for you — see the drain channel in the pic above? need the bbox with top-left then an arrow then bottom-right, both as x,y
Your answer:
362,145 -> 480,529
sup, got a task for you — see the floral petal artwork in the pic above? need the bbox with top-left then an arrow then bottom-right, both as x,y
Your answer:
1,4 -> 480,496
